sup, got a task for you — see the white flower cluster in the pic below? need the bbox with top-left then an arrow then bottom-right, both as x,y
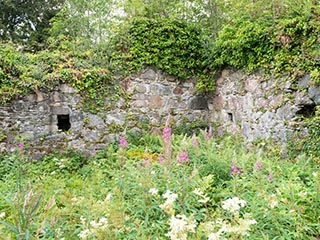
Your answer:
208,217 -> 257,239
207,198 -> 257,239
222,197 -> 246,214
78,216 -> 109,239
54,157 -> 68,169
149,188 -> 159,196
0,212 -> 5,219
193,188 -> 210,203
165,214 -> 197,240
207,225 -> 227,240
159,190 -> 178,215
226,217 -> 257,236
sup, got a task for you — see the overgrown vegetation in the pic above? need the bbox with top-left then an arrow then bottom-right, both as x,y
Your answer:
111,17 -> 207,80
0,129 -> 319,239
1,0 -> 319,105
1,2 -> 320,238
288,106 -> 320,165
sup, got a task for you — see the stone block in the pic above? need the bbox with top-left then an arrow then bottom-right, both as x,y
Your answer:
149,95 -> 163,109
308,85 -> 320,105
51,107 -> 70,115
140,68 -> 157,79
189,96 -> 208,110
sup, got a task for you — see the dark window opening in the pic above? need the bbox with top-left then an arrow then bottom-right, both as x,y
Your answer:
227,112 -> 234,122
296,104 -> 316,118
57,114 -> 71,131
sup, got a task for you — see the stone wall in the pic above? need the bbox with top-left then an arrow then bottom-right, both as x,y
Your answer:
0,68 -> 319,158
0,68 -> 208,158
208,69 -> 320,142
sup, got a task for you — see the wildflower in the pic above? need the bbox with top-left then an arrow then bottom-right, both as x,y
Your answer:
205,126 -> 213,140
266,173 -> 273,182
162,126 -> 172,141
192,134 -> 198,147
193,188 -> 210,204
177,152 -> 190,163
119,135 -> 128,148
267,194 -> 278,209
165,214 -> 197,240
255,161 -> 263,171
90,220 -> 101,228
222,197 -> 246,214
269,199 -> 278,209
230,165 -> 242,175
80,216 -> 86,225
157,155 -> 165,163
78,229 -> 93,239
160,190 -> 178,215
226,218 -> 257,236
149,188 -> 159,196
99,217 -> 107,224
208,232 -> 220,240
0,212 -> 5,219
91,150 -> 96,156
143,160 -> 151,168
17,142 -> 24,149
162,126 -> 172,160
105,193 -> 112,201
163,190 -> 178,202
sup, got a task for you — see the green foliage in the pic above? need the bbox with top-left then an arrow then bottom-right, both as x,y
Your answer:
212,20 -> 273,72
0,130 -> 319,239
310,69 -> 320,86
0,39 -> 120,111
0,0 -> 64,47
111,17 -> 210,82
36,150 -> 87,176
210,1 -> 320,78
1,0 -> 320,101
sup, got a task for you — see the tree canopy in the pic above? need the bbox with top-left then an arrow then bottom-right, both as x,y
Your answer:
0,0 -> 64,47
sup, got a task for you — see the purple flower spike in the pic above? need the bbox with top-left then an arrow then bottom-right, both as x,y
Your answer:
157,155 -> 165,163
205,126 -> 212,140
18,142 -> 24,149
255,161 -> 264,171
192,134 -> 198,147
230,165 -> 242,175
119,136 -> 128,149
266,173 -> 273,182
162,127 -> 172,141
177,152 -> 190,163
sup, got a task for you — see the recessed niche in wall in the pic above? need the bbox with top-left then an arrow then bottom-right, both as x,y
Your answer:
227,112 -> 234,122
296,104 -> 316,118
57,114 -> 71,131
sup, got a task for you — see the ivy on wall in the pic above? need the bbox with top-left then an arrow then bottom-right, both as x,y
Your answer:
110,17 -> 211,81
